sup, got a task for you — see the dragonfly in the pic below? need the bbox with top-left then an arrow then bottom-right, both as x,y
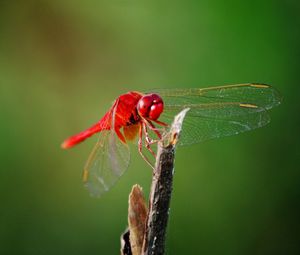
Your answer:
61,83 -> 281,196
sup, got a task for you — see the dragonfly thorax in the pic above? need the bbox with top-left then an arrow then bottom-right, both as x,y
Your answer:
137,93 -> 164,120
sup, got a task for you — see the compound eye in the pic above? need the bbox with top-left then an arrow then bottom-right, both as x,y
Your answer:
137,95 -> 153,118
137,94 -> 164,120
149,102 -> 163,120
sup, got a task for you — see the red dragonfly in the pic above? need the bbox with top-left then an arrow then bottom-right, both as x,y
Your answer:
62,83 -> 281,196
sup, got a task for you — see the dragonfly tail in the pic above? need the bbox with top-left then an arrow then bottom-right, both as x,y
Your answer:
61,122 -> 104,149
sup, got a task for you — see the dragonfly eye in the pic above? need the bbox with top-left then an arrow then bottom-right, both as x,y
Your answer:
137,93 -> 164,120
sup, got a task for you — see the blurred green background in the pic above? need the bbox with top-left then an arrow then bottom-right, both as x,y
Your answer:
0,0 -> 299,254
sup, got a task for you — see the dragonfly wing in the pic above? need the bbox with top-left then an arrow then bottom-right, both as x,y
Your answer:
160,110 -> 270,145
83,101 -> 130,197
153,83 -> 281,115
154,84 -> 281,145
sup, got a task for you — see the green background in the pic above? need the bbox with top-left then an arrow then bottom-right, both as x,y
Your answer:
1,1 -> 299,254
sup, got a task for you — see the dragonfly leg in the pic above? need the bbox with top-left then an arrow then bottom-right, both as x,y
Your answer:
152,119 -> 168,127
115,128 -> 126,144
138,123 -> 155,170
143,119 -> 162,141
142,123 -> 157,158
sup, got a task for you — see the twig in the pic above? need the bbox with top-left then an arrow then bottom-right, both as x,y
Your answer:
142,108 -> 189,255
141,142 -> 174,255
120,229 -> 132,255
121,108 -> 189,255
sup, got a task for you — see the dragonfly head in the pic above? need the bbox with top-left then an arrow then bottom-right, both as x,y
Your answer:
137,93 -> 164,120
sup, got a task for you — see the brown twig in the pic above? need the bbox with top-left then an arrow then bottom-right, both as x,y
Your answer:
142,108 -> 189,255
121,108 -> 190,255
141,142 -> 175,255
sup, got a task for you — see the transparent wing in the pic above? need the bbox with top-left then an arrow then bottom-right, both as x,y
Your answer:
83,101 -> 130,197
160,110 -> 270,145
152,83 -> 282,145
154,83 -> 281,114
